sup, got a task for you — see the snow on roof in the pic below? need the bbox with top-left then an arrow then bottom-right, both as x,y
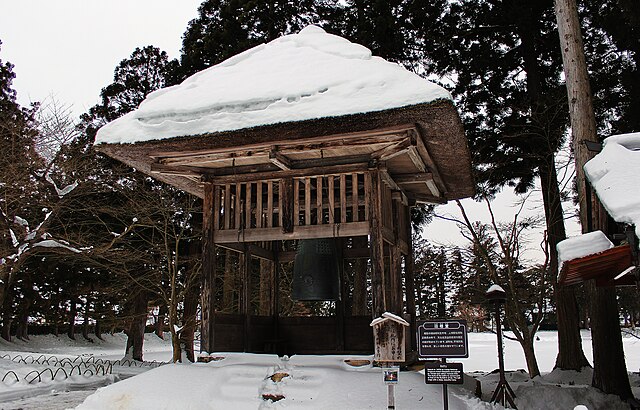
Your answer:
95,25 -> 451,145
557,230 -> 614,270
584,132 -> 640,241
486,284 -> 505,294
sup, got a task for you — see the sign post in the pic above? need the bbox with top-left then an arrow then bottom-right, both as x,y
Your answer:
417,320 -> 468,410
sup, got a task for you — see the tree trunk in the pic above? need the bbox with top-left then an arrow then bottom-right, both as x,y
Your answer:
155,304 -> 166,339
16,297 -> 31,341
555,0 -> 633,399
95,319 -> 103,341
180,285 -> 199,363
540,163 -> 590,370
68,298 -> 77,340
352,236 -> 368,316
1,286 -> 13,341
589,283 -> 633,399
126,290 -> 149,361
82,305 -> 92,342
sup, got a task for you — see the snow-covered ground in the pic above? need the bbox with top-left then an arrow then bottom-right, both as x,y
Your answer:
1,330 -> 638,409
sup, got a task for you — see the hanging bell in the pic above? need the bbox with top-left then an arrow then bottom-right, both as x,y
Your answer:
292,238 -> 341,301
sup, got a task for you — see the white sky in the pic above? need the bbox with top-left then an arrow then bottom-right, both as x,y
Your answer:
0,1 -> 581,262
0,0 -> 202,115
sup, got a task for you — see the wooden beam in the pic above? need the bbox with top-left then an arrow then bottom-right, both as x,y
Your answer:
217,243 -> 275,261
371,138 -> 413,161
269,150 -> 292,170
407,146 -> 427,173
392,172 -> 435,184
214,221 -> 370,243
206,163 -> 370,184
407,193 -> 447,205
411,128 -> 448,194
149,123 -> 417,160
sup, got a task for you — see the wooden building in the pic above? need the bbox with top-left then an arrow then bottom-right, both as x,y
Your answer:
95,26 -> 475,355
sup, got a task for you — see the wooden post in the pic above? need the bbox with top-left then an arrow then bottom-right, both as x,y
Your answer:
369,169 -> 386,316
405,231 -> 417,351
201,182 -> 216,353
241,245 -> 252,352
281,178 -> 293,233
272,241 -> 280,351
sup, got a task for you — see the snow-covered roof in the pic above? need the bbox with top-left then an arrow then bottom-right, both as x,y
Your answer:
557,230 -> 614,269
584,132 -> 640,240
95,25 -> 451,145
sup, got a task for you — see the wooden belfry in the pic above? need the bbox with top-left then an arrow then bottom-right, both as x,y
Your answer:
95,26 -> 474,356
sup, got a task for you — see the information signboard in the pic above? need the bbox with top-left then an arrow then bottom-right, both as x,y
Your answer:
424,362 -> 464,385
417,320 -> 468,358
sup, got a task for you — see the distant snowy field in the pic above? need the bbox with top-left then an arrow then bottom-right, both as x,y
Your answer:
0,330 -> 638,409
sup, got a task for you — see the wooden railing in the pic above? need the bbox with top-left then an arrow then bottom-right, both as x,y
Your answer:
211,172 -> 371,243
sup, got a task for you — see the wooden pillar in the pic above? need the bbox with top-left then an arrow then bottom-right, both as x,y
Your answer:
259,242 -> 273,316
368,169 -> 386,317
389,197 -> 402,315
201,183 -> 216,353
272,241 -> 280,349
405,228 -> 417,351
241,245 -> 252,352
281,178 -> 294,233
335,239 -> 346,351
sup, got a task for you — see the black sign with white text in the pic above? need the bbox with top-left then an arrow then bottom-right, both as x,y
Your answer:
417,320 -> 469,358
424,362 -> 464,384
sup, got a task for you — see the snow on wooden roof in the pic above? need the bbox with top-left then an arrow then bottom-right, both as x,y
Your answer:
95,25 -> 451,145
584,132 -> 640,240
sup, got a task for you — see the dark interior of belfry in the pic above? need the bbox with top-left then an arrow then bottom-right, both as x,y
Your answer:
205,172 -> 414,356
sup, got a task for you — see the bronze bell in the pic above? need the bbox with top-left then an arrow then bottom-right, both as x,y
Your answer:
292,239 -> 341,301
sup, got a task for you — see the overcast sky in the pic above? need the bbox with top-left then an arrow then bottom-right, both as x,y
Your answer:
0,1 -> 580,262
1,0 -> 202,115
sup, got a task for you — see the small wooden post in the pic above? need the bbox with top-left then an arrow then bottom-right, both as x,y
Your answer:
201,183 -> 216,353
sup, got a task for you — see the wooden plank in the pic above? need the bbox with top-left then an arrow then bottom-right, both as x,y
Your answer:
392,172 -> 435,184
278,180 -> 284,229
281,178 -> 293,233
213,185 -> 221,231
245,183 -> 252,229
305,177 -> 311,225
269,149 -> 292,170
267,181 -> 274,228
380,168 -> 402,192
256,182 -> 263,228
241,246 -> 251,351
352,173 -> 359,222
150,162 -> 203,177
214,221 -> 370,243
218,243 -> 275,261
233,183 -> 242,230
370,137 -> 413,161
317,177 -> 323,225
328,176 -> 335,224
407,146 -> 427,173
201,182 -> 216,353
412,129 -> 448,194
224,184 -> 231,230
151,124 -> 416,159
293,178 -> 300,226
407,193 -> 447,205
340,174 -> 347,223
364,172 -> 371,221
208,163 -> 370,184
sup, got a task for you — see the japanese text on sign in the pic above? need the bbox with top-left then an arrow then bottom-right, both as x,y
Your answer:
417,320 -> 469,358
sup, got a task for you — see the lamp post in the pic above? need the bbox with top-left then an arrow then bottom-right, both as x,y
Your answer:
486,284 -> 517,409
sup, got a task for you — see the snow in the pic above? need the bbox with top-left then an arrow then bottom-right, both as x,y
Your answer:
381,311 -> 409,326
2,330 -> 639,409
584,132 -> 640,241
45,173 -> 78,198
556,230 -> 614,269
95,25 -> 451,145
486,284 -> 504,294
32,239 -> 82,253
